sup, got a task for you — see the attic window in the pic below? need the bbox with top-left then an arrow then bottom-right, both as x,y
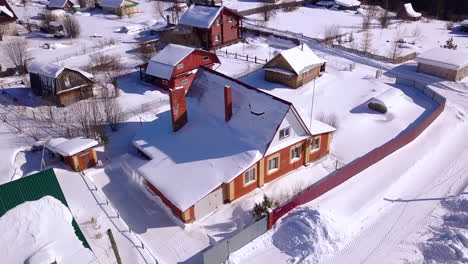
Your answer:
215,17 -> 221,26
279,127 -> 290,140
202,56 -> 209,61
177,63 -> 184,69
227,15 -> 233,23
64,76 -> 71,88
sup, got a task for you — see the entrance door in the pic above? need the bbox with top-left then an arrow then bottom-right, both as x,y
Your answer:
194,188 -> 223,220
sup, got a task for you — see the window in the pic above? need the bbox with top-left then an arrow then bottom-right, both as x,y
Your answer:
244,167 -> 256,185
283,73 -> 292,81
202,56 -> 209,61
162,80 -> 168,85
64,76 -> 71,88
279,127 -> 291,140
268,156 -> 279,172
176,63 -> 184,69
215,17 -> 221,26
311,137 -> 321,152
291,145 -> 301,161
214,34 -> 220,42
202,35 -> 207,41
227,15 -> 233,23
181,79 -> 189,85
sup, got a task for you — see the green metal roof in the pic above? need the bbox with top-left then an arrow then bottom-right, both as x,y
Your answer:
0,169 -> 91,249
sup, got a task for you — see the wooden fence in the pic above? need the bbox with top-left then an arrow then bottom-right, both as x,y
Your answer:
216,49 -> 268,64
331,44 -> 418,64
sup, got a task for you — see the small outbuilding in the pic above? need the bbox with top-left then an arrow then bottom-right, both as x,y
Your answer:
28,62 -> 94,106
263,44 -> 326,88
0,0 -> 18,37
334,0 -> 360,10
399,3 -> 422,21
47,0 -> 78,12
45,137 -> 99,171
100,0 -> 139,16
415,47 -> 468,81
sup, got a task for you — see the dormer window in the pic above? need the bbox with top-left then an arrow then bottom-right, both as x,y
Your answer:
279,127 -> 290,140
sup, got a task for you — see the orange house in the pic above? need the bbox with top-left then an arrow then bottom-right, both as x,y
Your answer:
132,67 -> 335,223
45,137 -> 99,171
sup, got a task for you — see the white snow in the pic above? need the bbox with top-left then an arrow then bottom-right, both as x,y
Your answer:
309,120 -> 336,135
133,68 -> 291,211
416,47 -> 468,70
462,19 -> 468,28
178,4 -> 223,29
145,44 -> 195,79
269,44 -> 326,75
368,88 -> 404,110
404,3 -> 422,18
47,137 -> 98,156
334,0 -> 360,8
0,196 -> 96,264
0,5 -> 13,17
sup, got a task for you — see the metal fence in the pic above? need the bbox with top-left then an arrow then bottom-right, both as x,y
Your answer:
203,216 -> 268,264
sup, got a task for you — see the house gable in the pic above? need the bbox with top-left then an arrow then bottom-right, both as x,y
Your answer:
264,54 -> 296,75
0,0 -> 17,24
56,69 -> 93,94
172,49 -> 220,77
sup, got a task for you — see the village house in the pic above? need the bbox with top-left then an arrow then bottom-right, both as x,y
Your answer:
0,0 -> 17,38
100,0 -> 139,16
45,137 -> 99,171
263,45 -> 326,89
140,44 -> 220,92
399,3 -> 422,21
132,67 -> 335,223
47,0 -> 79,12
28,62 -> 94,106
162,4 -> 244,50
415,47 -> 468,81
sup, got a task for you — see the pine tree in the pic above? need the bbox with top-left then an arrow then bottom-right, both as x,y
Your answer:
441,37 -> 458,50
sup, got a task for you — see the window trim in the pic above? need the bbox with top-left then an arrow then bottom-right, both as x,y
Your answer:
267,153 -> 280,174
181,79 -> 189,85
290,144 -> 302,163
176,63 -> 184,69
279,127 -> 291,140
243,166 -> 256,186
311,136 -> 321,152
227,15 -> 233,23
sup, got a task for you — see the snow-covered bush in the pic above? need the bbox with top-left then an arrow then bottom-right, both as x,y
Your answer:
251,195 -> 279,220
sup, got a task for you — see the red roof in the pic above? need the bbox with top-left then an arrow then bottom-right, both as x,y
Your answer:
0,0 -> 17,24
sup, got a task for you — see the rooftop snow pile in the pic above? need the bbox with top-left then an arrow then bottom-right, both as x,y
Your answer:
46,137 -> 98,156
404,3 -> 421,18
416,48 -> 468,70
334,0 -> 360,8
274,45 -> 326,75
28,61 -> 94,79
0,196 -> 96,264
178,4 -> 223,28
0,5 -> 13,17
133,68 -> 292,211
146,44 -> 195,79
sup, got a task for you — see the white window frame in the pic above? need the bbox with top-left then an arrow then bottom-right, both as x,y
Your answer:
227,15 -> 233,23
311,136 -> 321,152
215,17 -> 221,26
290,145 -> 301,162
267,155 -> 279,174
64,76 -> 71,88
214,34 -> 220,42
279,127 -> 291,140
243,167 -> 256,185
176,63 -> 184,69
181,79 -> 189,85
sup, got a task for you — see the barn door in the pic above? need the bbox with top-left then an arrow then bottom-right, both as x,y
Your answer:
194,188 -> 223,220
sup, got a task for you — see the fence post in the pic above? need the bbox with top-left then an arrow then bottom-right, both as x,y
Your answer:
246,55 -> 249,62
235,52 -> 237,59
107,229 -> 122,264
226,49 -> 228,56
267,208 -> 273,230
255,56 -> 257,64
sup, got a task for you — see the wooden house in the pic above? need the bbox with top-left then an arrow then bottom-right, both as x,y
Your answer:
45,137 -> 99,171
0,0 -> 17,37
100,0 -> 139,16
47,0 -> 78,11
132,67 -> 335,223
264,45 -> 326,89
415,48 -> 468,81
28,62 -> 94,106
141,44 -> 220,92
168,4 -> 244,50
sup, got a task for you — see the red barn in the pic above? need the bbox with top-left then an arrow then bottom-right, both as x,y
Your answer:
142,44 -> 220,92
178,4 -> 244,50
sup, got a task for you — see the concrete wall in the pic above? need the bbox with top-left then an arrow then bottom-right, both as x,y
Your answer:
417,63 -> 468,81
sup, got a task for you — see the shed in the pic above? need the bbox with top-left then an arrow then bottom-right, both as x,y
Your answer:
45,137 -> 99,171
263,44 -> 326,88
415,47 -> 468,81
47,0 -> 77,11
100,0 -> 139,16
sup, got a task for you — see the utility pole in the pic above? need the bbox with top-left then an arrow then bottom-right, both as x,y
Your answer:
309,78 -> 316,129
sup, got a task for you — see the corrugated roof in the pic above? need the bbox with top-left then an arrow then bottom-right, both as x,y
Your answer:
0,169 -> 91,250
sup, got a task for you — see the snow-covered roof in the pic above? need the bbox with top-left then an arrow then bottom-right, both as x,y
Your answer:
316,1 -> 335,7
404,3 -> 421,18
334,0 -> 360,7
272,45 -> 326,75
28,61 -> 94,79
100,0 -> 124,8
145,44 -> 195,79
264,67 -> 295,76
133,68 -> 295,211
46,137 -> 98,156
178,4 -> 223,29
0,5 -> 13,17
415,48 -> 468,71
48,0 -> 73,8
0,196 -> 96,264
309,120 -> 336,135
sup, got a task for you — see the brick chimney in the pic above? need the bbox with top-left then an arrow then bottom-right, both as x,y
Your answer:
224,85 -> 232,122
169,87 -> 188,132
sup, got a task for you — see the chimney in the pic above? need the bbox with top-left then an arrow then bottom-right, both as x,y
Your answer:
169,87 -> 188,132
224,85 -> 232,122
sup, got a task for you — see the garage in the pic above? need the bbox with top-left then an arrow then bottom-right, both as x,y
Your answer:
194,188 -> 223,220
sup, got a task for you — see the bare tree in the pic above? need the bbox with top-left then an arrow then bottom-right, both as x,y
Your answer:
0,25 -> 8,41
86,53 -> 126,96
101,89 -> 124,131
378,9 -> 390,28
362,5 -> 378,30
1,38 -> 30,73
40,10 -> 56,33
70,100 -> 104,139
389,30 -> 402,62
154,0 -> 169,23
360,28 -> 373,54
323,24 -> 340,45
62,15 -> 81,38
261,1 -> 276,22
134,41 -> 157,63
